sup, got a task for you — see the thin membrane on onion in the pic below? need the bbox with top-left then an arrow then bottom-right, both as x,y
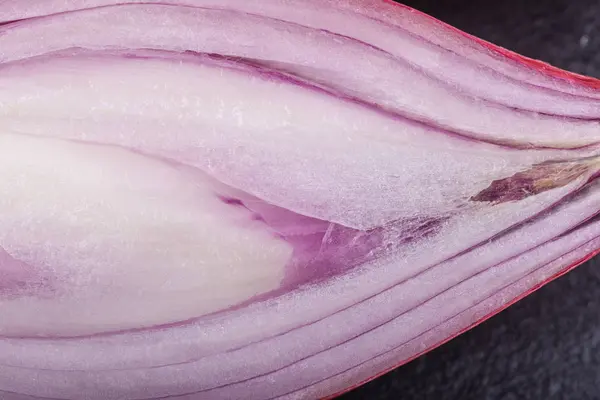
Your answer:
1,1 -> 599,399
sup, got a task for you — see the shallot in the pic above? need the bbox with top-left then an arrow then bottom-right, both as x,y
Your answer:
1,1 -> 600,399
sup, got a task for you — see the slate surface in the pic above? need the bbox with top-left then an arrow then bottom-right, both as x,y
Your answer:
341,1 -> 600,399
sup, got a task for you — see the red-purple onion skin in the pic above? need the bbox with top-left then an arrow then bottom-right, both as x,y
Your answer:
326,246 -> 600,399
1,1 -> 600,400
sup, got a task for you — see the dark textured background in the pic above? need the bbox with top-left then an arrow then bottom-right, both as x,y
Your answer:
341,1 -> 600,399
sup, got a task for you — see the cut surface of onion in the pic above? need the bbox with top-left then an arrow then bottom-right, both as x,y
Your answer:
0,1 -> 599,399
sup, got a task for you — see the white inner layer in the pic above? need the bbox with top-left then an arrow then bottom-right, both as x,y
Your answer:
0,133 -> 292,336
0,53 -> 569,231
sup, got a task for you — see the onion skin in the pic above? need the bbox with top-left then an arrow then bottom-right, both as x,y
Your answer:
1,1 -> 600,400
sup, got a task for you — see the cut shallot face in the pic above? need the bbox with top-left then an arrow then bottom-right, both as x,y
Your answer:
0,1 -> 599,399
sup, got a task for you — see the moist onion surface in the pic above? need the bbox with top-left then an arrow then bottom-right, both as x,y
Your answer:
1,1 -> 600,399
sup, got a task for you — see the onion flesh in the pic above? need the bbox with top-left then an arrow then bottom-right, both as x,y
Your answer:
0,1 -> 600,399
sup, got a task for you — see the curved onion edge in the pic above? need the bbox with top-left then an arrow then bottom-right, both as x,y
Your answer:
327,245 -> 600,399
335,3 -> 600,395
0,1 -> 600,400
383,0 -> 600,90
